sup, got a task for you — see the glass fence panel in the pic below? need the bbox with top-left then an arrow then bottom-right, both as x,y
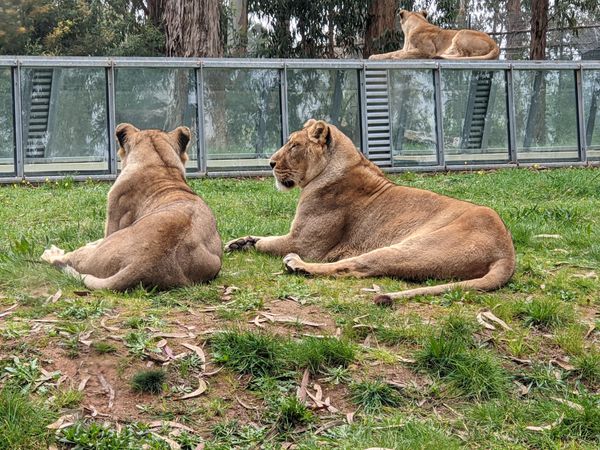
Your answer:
115,68 -> 198,170
389,70 -> 437,166
21,67 -> 109,174
583,69 -> 600,160
513,70 -> 579,161
287,69 -> 360,149
203,68 -> 281,171
442,70 -> 509,165
0,68 -> 14,175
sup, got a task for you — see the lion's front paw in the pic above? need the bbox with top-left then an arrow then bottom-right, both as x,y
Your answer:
224,236 -> 259,252
283,253 -> 310,275
41,245 -> 65,265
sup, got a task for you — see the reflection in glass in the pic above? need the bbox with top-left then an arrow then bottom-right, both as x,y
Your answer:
513,70 -> 578,161
203,69 -> 281,170
21,67 -> 109,174
442,70 -> 509,164
287,69 -> 360,148
0,68 -> 14,174
389,70 -> 437,166
115,68 -> 197,169
583,70 -> 600,160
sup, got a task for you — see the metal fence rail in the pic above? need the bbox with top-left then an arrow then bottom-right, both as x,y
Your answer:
0,56 -> 599,183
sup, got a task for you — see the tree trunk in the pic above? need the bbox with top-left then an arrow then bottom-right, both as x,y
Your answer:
505,0 -> 523,59
529,0 -> 548,60
363,0 -> 396,58
146,0 -> 165,28
456,0 -> 468,28
164,0 -> 223,57
232,0 -> 248,56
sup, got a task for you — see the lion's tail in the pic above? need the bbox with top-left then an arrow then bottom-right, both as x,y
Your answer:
61,263 -> 139,291
438,45 -> 500,60
374,257 -> 514,302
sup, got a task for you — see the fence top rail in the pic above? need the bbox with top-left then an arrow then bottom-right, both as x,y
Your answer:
0,55 -> 599,70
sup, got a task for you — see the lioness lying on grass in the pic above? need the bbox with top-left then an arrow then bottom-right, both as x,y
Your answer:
41,124 -> 222,291
226,119 -> 515,301
369,9 -> 499,60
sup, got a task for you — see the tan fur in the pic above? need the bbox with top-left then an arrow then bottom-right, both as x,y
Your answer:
369,10 -> 499,60
41,124 -> 222,291
225,119 -> 515,300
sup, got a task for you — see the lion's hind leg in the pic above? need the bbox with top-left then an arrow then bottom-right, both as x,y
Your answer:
282,246 -> 403,278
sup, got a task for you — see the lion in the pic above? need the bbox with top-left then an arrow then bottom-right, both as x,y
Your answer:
41,124 -> 222,291
225,119 -> 515,301
368,10 -> 499,60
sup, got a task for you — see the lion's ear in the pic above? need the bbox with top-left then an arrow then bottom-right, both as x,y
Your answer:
419,10 -> 428,19
399,9 -> 407,20
307,120 -> 330,146
115,123 -> 139,149
169,126 -> 191,154
303,119 -> 317,129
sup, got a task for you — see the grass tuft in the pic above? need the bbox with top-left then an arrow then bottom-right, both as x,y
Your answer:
131,369 -> 166,394
211,331 -> 286,378
517,297 -> 574,329
0,388 -> 55,450
289,337 -> 356,373
574,351 -> 600,385
272,396 -> 314,431
350,380 -> 403,412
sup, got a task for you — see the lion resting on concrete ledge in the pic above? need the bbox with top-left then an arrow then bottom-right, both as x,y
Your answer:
41,124 -> 222,291
225,119 -> 514,301
369,10 -> 499,60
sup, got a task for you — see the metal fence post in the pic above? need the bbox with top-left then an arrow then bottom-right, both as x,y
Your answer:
505,65 -> 518,164
13,63 -> 24,179
106,62 -> 117,175
575,65 -> 587,163
359,63 -> 369,156
196,63 -> 207,174
280,64 -> 289,144
433,64 -> 445,168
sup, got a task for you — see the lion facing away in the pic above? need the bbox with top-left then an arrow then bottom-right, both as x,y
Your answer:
369,10 -> 499,60
226,119 -> 515,301
41,124 -> 222,291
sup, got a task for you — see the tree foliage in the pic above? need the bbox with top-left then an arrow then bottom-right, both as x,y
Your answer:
1,0 -> 600,59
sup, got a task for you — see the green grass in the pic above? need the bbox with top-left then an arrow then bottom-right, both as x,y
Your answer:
1,168 -> 599,448
0,388 -> 55,450
350,380 -> 403,412
131,369 -> 166,394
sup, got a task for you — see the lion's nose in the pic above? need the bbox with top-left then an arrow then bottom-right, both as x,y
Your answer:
269,161 -> 276,168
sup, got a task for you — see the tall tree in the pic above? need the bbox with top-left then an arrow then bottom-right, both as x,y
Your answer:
505,0 -> 524,59
529,0 -> 548,59
164,0 -> 222,57
363,0 -> 397,58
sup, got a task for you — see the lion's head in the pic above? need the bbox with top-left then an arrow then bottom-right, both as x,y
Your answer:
115,123 -> 191,175
398,9 -> 429,31
269,119 -> 334,191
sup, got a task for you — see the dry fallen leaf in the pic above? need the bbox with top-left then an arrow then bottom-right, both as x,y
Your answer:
100,317 -> 120,332
550,358 -> 575,371
97,374 -> 115,409
181,343 -> 206,372
297,368 -> 310,403
45,289 -> 62,304
147,421 -> 197,434
526,414 -> 564,431
481,311 -> 512,331
150,432 -> 181,450
346,411 -> 355,424
514,380 -> 531,396
47,413 -> 77,430
0,303 -> 18,318
78,375 -> 91,392
550,397 -> 584,412
476,312 -> 496,330
177,377 -> 207,400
